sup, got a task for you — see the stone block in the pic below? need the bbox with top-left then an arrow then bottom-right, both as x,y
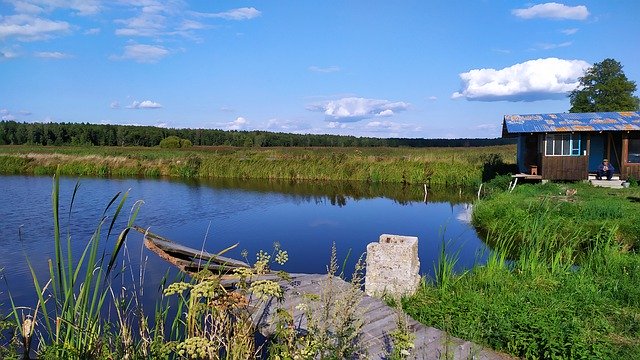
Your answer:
365,234 -> 420,297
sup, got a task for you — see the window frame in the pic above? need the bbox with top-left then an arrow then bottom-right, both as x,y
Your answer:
627,136 -> 640,164
544,133 -> 582,157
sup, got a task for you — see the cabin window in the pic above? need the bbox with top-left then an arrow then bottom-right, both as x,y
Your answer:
628,137 -> 640,164
545,134 -> 581,156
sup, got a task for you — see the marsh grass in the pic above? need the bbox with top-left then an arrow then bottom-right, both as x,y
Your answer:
0,145 -> 516,186
403,182 -> 640,359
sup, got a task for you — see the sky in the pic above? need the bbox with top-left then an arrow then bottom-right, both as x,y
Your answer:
1,1 -> 639,139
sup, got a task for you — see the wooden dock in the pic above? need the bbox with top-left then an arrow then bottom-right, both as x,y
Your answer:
251,274 -> 514,360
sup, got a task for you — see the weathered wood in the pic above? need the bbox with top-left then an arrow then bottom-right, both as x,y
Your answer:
541,155 -> 589,180
252,274 -> 514,360
133,225 -> 250,274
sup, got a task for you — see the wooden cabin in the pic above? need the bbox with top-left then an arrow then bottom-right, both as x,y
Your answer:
502,112 -> 640,181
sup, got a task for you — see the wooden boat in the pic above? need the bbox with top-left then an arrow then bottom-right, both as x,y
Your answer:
133,225 -> 250,275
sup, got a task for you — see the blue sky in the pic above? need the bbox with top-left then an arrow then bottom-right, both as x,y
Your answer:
1,1 -> 639,139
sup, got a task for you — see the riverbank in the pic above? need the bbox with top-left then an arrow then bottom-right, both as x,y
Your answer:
0,145 -> 516,187
401,181 -> 640,359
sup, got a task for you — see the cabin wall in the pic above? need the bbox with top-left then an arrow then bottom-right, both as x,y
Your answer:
621,133 -> 640,180
541,155 -> 589,180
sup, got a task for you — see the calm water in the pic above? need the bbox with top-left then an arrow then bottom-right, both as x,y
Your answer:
0,175 -> 489,312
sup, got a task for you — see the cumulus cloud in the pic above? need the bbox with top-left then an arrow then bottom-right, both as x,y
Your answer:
365,121 -> 422,135
512,2 -> 589,20
266,118 -> 311,132
35,51 -> 71,59
195,7 -> 261,20
307,97 -> 410,122
226,117 -> 249,130
2,114 -> 16,121
0,14 -> 70,41
110,44 -> 169,63
452,57 -> 590,102
309,65 -> 341,73
110,101 -> 120,109
126,100 -> 163,109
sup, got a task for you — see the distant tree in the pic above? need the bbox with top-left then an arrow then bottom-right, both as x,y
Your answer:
569,58 -> 640,112
159,136 -> 181,148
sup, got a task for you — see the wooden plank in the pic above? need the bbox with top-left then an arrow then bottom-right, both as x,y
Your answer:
251,274 -> 514,359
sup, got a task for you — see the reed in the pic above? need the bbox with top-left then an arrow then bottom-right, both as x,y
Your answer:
0,145 -> 516,187
9,169 -> 142,359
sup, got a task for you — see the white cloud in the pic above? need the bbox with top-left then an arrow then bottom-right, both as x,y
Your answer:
452,57 -> 590,102
512,3 -> 589,20
1,111 -> 17,120
0,14 -> 70,41
364,121 -> 421,135
534,41 -> 572,50
266,118 -> 311,132
309,65 -> 341,73
1,49 -> 19,59
561,28 -> 579,35
35,51 -> 71,59
126,100 -> 163,109
226,117 -> 248,130
9,0 -> 101,16
115,12 -> 166,37
327,122 -> 346,129
110,44 -> 169,63
195,7 -> 261,21
84,27 -> 101,35
307,97 -> 410,122
110,101 -> 120,109
427,96 -> 438,101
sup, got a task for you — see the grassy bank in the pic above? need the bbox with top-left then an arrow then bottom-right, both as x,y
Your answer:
401,182 -> 640,359
0,145 -> 516,187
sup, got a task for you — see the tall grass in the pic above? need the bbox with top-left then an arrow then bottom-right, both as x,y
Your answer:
0,145 -> 516,187
11,170 -> 142,358
403,182 -> 640,359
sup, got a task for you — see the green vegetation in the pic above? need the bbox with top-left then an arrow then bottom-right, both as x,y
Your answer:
0,145 -> 516,187
0,175 -> 383,359
569,58 -> 639,112
159,136 -> 193,149
0,120 -> 515,148
402,182 -> 640,359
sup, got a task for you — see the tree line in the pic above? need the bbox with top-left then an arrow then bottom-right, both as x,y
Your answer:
0,121 -> 514,148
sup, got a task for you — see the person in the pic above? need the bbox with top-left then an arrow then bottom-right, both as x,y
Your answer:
597,159 -> 615,180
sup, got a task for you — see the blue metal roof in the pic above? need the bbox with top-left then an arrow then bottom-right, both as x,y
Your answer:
502,111 -> 640,135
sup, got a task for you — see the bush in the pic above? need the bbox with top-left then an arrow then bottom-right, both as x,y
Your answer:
159,136 -> 181,148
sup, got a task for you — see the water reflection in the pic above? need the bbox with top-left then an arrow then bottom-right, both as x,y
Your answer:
0,175 -> 488,315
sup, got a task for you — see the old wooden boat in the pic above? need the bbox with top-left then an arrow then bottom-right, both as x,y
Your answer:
133,225 -> 250,275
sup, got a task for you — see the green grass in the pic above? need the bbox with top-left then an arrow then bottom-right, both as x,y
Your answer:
0,144 -> 516,187
403,182 -> 640,359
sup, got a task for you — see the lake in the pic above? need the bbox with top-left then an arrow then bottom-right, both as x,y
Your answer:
0,175 -> 489,313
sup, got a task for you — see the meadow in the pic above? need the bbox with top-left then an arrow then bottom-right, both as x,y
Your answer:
0,145 -> 516,187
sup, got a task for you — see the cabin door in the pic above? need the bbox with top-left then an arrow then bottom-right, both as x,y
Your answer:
608,133 -> 623,172
589,135 -> 605,172
524,135 -> 538,169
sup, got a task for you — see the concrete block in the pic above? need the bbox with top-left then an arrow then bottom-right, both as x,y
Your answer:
365,234 -> 420,297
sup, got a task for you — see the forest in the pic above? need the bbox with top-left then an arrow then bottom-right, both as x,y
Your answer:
0,121 -> 513,148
